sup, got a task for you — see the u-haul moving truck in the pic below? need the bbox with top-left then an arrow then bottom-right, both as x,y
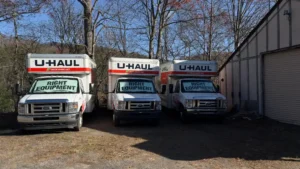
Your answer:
17,54 -> 96,131
108,57 -> 161,126
158,60 -> 227,123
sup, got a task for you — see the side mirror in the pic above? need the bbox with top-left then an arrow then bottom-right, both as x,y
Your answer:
15,83 -> 21,95
161,85 -> 166,94
89,83 -> 94,94
169,84 -> 174,94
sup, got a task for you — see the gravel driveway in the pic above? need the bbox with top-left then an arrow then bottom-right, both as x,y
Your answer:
0,112 -> 300,169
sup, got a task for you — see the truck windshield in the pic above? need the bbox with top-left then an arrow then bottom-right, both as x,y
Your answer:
181,80 -> 216,93
116,79 -> 156,93
29,78 -> 79,94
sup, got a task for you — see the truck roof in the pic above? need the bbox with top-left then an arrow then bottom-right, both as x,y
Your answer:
35,76 -> 81,79
117,77 -> 152,81
178,78 -> 212,81
172,60 -> 217,64
108,57 -> 160,76
27,53 -> 96,75
160,60 -> 217,84
28,53 -> 91,59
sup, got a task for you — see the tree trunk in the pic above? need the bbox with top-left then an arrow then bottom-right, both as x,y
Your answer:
208,0 -> 213,61
13,16 -> 19,113
149,24 -> 155,59
83,0 -> 94,59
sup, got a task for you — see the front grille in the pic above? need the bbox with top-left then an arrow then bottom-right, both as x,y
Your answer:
128,101 -> 154,110
29,103 -> 66,114
195,100 -> 217,108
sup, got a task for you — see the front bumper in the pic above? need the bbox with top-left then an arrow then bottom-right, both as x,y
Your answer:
185,108 -> 227,117
114,110 -> 161,120
17,113 -> 79,130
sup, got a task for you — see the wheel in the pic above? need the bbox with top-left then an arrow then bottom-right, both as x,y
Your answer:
113,113 -> 121,127
74,113 -> 83,131
180,109 -> 190,124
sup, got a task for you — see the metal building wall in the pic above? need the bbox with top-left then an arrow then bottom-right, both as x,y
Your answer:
218,0 -> 300,115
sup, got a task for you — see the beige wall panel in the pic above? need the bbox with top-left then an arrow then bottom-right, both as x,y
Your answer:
268,15 -> 278,51
233,61 -> 240,105
249,58 -> 257,101
233,54 -> 239,61
240,60 -> 248,101
240,46 -> 247,58
279,1 -> 290,48
258,56 -> 263,114
226,63 -> 233,109
291,0 -> 300,45
258,26 -> 267,54
219,68 -> 226,95
248,36 -> 256,57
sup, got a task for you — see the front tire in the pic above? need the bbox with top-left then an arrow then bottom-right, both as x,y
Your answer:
113,113 -> 121,127
74,113 -> 83,131
180,108 -> 190,124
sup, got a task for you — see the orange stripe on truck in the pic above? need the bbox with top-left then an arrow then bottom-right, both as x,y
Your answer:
28,67 -> 91,72
108,69 -> 159,75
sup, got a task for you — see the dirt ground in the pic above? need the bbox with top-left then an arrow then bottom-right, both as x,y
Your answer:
0,111 -> 300,169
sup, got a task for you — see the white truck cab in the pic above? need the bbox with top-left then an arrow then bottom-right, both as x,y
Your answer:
158,60 -> 227,123
108,57 -> 161,126
17,54 -> 96,131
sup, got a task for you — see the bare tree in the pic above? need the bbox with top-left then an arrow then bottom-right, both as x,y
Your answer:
77,0 -> 112,59
0,0 -> 49,22
224,0 -> 271,49
134,0 -> 193,59
47,0 -> 84,53
0,0 -> 49,112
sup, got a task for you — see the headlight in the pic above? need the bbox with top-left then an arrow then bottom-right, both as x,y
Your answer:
18,103 -> 26,114
68,102 -> 79,112
116,101 -> 126,110
185,100 -> 193,108
155,101 -> 161,110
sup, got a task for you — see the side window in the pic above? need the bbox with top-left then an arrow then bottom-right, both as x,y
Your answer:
174,81 -> 180,93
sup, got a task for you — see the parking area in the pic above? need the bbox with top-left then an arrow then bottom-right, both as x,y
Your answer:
0,112 -> 300,169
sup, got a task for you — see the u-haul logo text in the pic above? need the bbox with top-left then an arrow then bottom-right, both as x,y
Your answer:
34,60 -> 80,67
179,65 -> 212,71
117,63 -> 153,70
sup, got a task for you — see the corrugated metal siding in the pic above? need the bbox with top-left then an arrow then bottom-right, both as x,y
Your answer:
240,60 -> 248,101
226,63 -> 233,109
249,59 -> 257,101
258,26 -> 267,53
279,1 -> 289,48
268,12 -> 278,51
218,0 -> 300,116
219,68 -> 226,95
233,61 -> 240,105
292,0 -> 300,45
264,49 -> 300,125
